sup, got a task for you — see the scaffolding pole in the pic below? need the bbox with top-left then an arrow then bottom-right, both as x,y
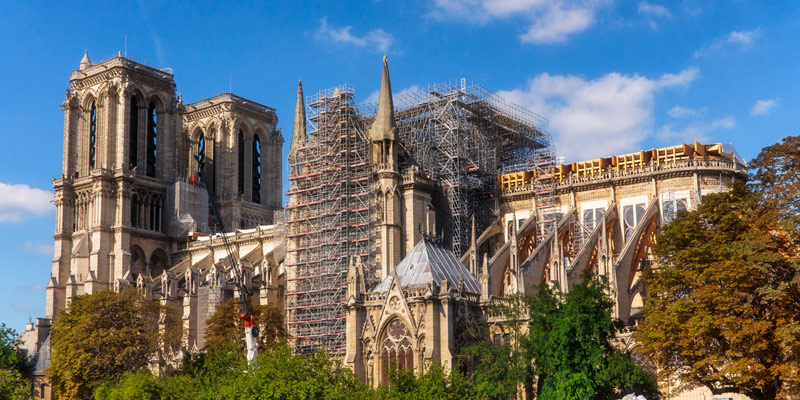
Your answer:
395,81 -> 554,255
285,80 -> 555,356
285,85 -> 375,356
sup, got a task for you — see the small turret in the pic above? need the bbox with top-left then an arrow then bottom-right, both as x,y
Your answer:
79,50 -> 92,70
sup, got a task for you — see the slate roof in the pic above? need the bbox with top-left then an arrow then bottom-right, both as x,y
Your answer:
30,334 -> 50,374
373,238 -> 481,295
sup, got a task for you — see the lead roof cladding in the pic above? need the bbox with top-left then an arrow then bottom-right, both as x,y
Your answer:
374,238 -> 481,295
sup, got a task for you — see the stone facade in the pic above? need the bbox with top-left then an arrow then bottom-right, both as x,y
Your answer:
45,51 -> 284,354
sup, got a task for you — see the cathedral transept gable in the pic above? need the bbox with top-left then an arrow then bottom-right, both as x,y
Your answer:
375,275 -> 417,338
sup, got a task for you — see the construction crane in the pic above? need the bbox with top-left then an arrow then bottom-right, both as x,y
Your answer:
195,157 -> 258,364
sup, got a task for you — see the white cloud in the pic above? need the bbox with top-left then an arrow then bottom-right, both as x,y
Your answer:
750,98 -> 778,116
12,303 -> 32,312
693,28 -> 761,58
519,5 -> 594,43
0,182 -> 53,222
711,116 -> 736,129
20,242 -> 54,255
638,2 -> 670,17
638,2 -> 670,30
657,116 -> 736,143
728,30 -> 760,47
430,0 -> 609,44
316,17 -> 394,53
498,67 -> 700,161
19,283 -> 45,293
11,303 -> 44,315
667,105 -> 705,119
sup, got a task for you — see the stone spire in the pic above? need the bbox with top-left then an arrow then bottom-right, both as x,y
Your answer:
369,56 -> 396,142
79,50 -> 92,70
289,80 -> 306,160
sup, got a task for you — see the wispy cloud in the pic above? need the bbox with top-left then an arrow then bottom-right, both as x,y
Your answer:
0,182 -> 53,222
20,242 -> 54,255
19,283 -> 45,293
667,105 -> 706,119
694,28 -> 761,58
498,67 -> 700,161
638,1 -> 670,30
430,0 -> 610,44
316,17 -> 394,53
12,303 -> 32,313
657,116 -> 736,143
638,1 -> 670,17
750,98 -> 778,116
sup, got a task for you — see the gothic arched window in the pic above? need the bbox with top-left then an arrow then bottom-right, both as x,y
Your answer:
238,130 -> 245,195
196,132 -> 205,178
129,96 -> 138,169
381,319 -> 413,385
146,102 -> 157,177
88,101 -> 97,170
252,134 -> 261,204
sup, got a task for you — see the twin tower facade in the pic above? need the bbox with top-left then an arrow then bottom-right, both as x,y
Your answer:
47,52 -> 282,318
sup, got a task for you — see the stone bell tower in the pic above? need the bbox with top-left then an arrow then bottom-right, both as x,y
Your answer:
48,51 -> 179,317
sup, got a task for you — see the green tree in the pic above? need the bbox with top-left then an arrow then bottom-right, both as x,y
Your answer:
525,277 -> 659,400
379,366 -> 482,400
0,323 -> 28,374
0,369 -> 34,400
47,290 -> 181,400
458,295 -> 530,400
460,341 -> 520,400
0,323 -> 33,400
749,134 -> 800,230
203,297 -> 286,355
96,344 -> 373,400
636,182 -> 800,399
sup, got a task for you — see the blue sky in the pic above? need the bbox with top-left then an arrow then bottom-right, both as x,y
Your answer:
1,0 -> 798,331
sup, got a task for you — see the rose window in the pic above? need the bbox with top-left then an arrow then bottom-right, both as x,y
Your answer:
381,319 -> 413,384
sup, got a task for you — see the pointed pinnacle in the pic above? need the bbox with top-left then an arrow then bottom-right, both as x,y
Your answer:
471,214 -> 477,248
289,80 -> 306,160
369,56 -> 396,142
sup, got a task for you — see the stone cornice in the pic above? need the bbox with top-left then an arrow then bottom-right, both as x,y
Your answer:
184,93 -> 277,125
70,57 -> 175,93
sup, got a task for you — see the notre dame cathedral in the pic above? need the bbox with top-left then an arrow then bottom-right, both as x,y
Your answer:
21,50 -> 748,399
43,51 -> 286,353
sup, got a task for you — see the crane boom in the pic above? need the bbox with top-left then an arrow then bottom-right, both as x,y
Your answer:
195,158 -> 257,363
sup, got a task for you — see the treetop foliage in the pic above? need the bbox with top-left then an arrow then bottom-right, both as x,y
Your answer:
0,323 -> 33,400
749,135 -> 800,231
519,277 -> 659,400
47,290 -> 182,400
203,297 -> 285,355
637,178 -> 800,399
0,323 -> 28,373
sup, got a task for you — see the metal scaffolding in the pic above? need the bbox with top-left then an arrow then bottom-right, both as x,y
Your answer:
285,85 -> 375,356
285,80 -> 554,356
395,81 -> 554,255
